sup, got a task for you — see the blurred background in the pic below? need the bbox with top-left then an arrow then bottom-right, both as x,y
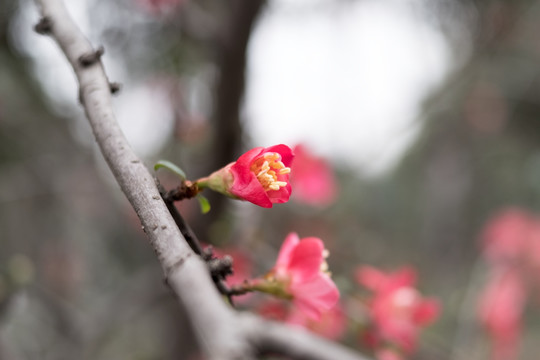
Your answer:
1,0 -> 540,358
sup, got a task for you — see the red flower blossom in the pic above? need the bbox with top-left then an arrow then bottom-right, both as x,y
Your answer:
478,268 -> 526,360
481,208 -> 534,264
291,144 -> 337,207
198,144 -> 294,208
356,266 -> 440,353
356,266 -> 417,295
264,233 -> 339,320
229,145 -> 293,207
481,207 -> 540,278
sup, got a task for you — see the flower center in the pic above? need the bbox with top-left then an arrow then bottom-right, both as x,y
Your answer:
390,287 -> 419,316
251,152 -> 291,191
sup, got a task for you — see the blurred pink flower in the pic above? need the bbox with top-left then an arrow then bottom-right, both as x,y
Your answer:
290,144 -> 337,207
478,268 -> 526,360
269,232 -> 339,320
356,266 -> 417,295
481,208 -> 540,279
356,266 -> 440,353
481,208 -> 534,264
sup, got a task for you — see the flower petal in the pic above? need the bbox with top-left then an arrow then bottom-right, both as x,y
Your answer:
267,184 -> 292,203
292,274 -> 340,320
413,298 -> 440,325
230,173 -> 272,208
355,266 -> 388,291
266,144 -> 294,167
287,237 -> 325,282
229,147 -> 264,191
291,144 -> 337,207
275,233 -> 300,271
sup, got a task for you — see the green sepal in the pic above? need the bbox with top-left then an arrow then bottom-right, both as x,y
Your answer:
197,194 -> 211,214
249,278 -> 293,300
154,160 -> 187,180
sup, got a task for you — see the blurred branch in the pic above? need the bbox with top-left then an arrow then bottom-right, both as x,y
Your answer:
213,0 -> 266,167
177,2 -> 221,44
199,0 -> 266,231
32,0 -> 370,359
240,314 -> 366,360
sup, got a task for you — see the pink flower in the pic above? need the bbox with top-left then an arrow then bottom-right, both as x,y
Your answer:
478,268 -> 526,360
266,233 -> 339,320
356,266 -> 417,295
356,266 -> 440,353
290,144 -> 337,207
481,208 -> 540,276
199,145 -> 294,208
481,208 -> 534,264
229,145 -> 293,207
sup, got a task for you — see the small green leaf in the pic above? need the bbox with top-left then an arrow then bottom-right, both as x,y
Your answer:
154,160 -> 187,180
197,194 -> 211,214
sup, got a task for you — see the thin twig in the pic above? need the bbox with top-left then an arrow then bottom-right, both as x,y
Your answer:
157,182 -> 205,256
158,182 -> 239,299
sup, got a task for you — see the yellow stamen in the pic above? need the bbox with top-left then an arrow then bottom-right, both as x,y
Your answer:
320,261 -> 329,273
251,152 -> 292,192
257,168 -> 269,177
279,168 -> 291,175
264,153 -> 280,161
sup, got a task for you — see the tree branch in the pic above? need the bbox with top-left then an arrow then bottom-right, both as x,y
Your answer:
241,315 -> 366,360
32,1 -> 370,359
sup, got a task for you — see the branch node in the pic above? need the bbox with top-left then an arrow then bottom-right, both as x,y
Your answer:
208,255 -> 234,278
109,82 -> 122,94
34,17 -> 52,35
202,246 -> 214,261
164,181 -> 200,202
166,254 -> 192,282
78,46 -> 105,67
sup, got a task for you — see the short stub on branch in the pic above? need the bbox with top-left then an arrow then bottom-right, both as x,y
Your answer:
78,45 -> 105,67
34,16 -> 52,34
